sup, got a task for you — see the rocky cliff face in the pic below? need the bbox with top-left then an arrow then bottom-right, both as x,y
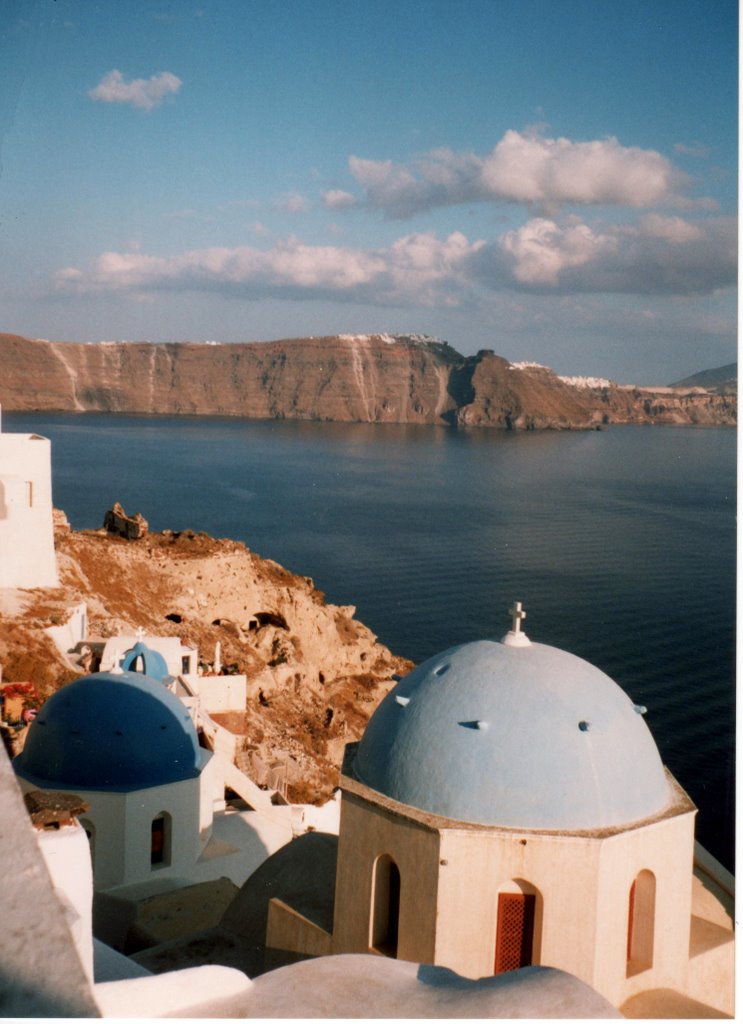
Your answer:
0,331 -> 735,428
0,523 -> 412,802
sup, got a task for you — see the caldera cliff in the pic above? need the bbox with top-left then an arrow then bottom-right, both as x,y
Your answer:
0,331 -> 735,428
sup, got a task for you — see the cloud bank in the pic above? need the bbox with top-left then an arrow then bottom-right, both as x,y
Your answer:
342,130 -> 703,217
56,232 -> 483,307
88,70 -> 182,111
55,214 -> 735,307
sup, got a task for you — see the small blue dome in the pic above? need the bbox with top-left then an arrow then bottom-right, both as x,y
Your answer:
354,639 -> 670,830
122,642 -> 170,682
14,671 -> 206,792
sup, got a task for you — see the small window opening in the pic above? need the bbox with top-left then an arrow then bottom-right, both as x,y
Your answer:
371,855 -> 401,957
26,481 -> 33,507
627,870 -> 655,976
150,814 -> 171,868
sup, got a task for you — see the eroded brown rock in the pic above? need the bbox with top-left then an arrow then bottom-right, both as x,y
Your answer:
0,522 -> 412,803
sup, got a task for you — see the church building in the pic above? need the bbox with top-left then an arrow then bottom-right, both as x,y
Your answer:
12,641 -> 300,902
264,604 -> 734,1016
13,664 -> 221,890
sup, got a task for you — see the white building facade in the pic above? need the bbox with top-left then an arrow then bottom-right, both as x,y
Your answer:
0,407 -> 59,588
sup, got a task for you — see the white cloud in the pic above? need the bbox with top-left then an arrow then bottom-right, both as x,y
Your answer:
633,213 -> 704,243
54,232 -> 486,308
346,130 -> 693,217
497,218 -> 613,286
322,189 -> 357,210
88,69 -> 182,111
477,214 -> 736,295
274,192 -> 308,214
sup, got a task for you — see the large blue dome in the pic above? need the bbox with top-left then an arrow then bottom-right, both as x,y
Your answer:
354,638 -> 671,830
15,670 -> 207,792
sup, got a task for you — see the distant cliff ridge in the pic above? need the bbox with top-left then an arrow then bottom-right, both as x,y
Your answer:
669,362 -> 738,394
0,332 -> 735,428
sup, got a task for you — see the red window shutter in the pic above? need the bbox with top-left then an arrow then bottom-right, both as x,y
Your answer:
495,892 -> 536,974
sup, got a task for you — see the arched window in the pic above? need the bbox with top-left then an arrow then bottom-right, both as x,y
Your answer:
494,880 -> 540,974
370,854 -> 401,956
150,812 -> 172,868
627,870 -> 655,976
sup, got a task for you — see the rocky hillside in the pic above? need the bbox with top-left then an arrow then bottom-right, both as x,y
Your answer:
0,522 -> 412,803
0,331 -> 735,428
669,362 -> 737,394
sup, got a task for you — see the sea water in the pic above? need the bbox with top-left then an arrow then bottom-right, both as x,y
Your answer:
6,412 -> 735,869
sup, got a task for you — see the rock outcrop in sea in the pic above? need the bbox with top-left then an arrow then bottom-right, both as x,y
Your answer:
0,332 -> 735,428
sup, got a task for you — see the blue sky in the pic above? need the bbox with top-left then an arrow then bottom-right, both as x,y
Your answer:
0,0 -> 737,382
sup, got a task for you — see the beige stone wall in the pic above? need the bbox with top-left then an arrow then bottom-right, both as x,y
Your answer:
594,810 -> 696,1006
267,897 -> 333,959
332,780 -> 698,1012
434,809 -> 695,1005
435,828 -> 602,980
331,791 -> 440,964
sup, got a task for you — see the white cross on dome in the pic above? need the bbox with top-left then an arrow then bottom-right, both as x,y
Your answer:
503,600 -> 531,647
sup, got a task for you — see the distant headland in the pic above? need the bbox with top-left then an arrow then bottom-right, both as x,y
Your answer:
0,332 -> 735,429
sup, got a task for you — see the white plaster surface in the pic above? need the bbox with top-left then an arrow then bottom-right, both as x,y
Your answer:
239,955 -> 621,1018
188,672 -> 247,712
0,746 -> 97,1017
292,790 -> 341,834
0,429 -> 59,588
45,601 -> 88,660
197,803 -> 295,885
36,821 -> 95,983
99,634 -> 196,676
93,963 -> 252,1017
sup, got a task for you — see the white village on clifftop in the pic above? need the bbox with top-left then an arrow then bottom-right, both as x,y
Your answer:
0,411 -> 734,1018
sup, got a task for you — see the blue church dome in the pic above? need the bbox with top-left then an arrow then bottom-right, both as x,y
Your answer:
14,670 -> 207,792
122,641 -> 170,682
354,635 -> 671,831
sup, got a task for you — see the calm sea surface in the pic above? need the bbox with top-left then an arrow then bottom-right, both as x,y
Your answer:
7,412 -> 735,869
